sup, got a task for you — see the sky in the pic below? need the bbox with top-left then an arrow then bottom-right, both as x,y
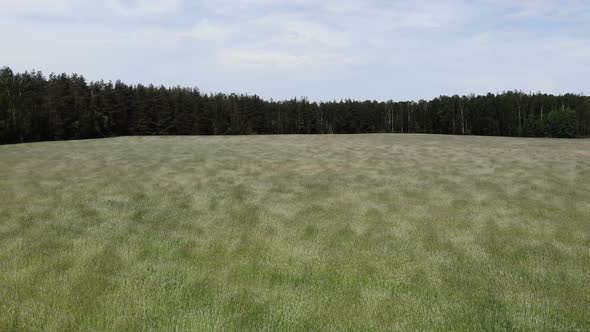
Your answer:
0,0 -> 589,101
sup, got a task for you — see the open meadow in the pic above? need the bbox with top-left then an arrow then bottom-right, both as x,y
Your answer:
1,134 -> 589,330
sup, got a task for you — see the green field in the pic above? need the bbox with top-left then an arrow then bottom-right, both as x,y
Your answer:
1,135 -> 589,331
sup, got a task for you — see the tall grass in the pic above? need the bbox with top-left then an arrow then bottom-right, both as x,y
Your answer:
1,135 -> 589,330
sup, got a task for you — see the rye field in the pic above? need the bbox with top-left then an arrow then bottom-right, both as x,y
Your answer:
1,134 -> 589,331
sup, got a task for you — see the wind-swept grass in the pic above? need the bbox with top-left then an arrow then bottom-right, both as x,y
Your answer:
1,134 -> 589,330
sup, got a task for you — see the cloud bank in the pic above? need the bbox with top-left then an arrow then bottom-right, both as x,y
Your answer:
1,0 -> 588,100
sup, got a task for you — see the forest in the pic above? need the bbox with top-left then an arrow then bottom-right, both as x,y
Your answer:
1,66 -> 589,144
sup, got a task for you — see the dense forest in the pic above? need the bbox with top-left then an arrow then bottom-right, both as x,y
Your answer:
1,66 -> 589,144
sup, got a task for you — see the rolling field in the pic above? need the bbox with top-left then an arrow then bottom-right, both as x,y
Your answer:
1,134 -> 590,331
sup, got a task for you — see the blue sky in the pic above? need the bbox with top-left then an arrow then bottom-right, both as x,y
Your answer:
1,0 -> 589,101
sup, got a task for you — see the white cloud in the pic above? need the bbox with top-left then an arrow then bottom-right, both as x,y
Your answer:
105,0 -> 183,16
0,0 -> 75,14
220,49 -> 312,69
0,0 -> 183,18
190,20 -> 227,41
483,0 -> 590,19
0,0 -> 588,100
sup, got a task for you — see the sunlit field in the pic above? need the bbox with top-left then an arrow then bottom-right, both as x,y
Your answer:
1,135 -> 589,331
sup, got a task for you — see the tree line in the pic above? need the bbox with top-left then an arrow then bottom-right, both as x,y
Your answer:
1,66 -> 589,144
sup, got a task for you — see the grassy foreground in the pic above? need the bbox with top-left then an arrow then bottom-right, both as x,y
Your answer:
1,135 -> 589,331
